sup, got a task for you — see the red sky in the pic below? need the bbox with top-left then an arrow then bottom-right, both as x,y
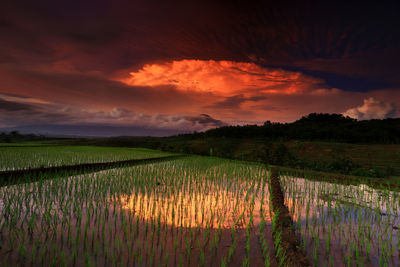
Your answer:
0,1 -> 399,136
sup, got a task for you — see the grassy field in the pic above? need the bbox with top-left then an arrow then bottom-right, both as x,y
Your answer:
285,141 -> 400,173
172,138 -> 400,181
61,136 -> 400,179
0,145 -> 175,171
0,141 -> 55,147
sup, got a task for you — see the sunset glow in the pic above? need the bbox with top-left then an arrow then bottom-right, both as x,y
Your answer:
121,60 -> 324,95
1,2 -> 399,267
0,0 -> 398,135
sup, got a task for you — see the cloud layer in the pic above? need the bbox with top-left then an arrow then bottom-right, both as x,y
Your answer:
0,93 -> 225,135
121,60 -> 325,95
0,1 -> 399,135
343,97 -> 397,120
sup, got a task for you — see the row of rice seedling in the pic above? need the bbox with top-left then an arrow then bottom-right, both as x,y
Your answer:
0,156 -> 276,266
0,146 -> 173,171
280,173 -> 400,266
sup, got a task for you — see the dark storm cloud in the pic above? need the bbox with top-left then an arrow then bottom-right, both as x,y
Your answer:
0,113 -> 227,137
0,103 -> 71,130
1,124 -> 183,137
261,65 -> 392,92
0,66 -> 203,112
2,0 -> 399,77
0,0 -> 399,135
206,95 -> 267,110
0,98 -> 36,112
250,105 -> 281,112
0,96 -> 76,126
0,92 -> 226,135
184,114 -> 226,128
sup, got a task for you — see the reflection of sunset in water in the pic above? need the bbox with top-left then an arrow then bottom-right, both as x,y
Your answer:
0,157 -> 276,266
118,167 -> 272,230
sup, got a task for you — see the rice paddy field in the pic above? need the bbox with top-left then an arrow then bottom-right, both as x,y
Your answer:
0,144 -> 397,266
0,146 -> 174,171
0,155 -> 276,266
281,173 -> 399,266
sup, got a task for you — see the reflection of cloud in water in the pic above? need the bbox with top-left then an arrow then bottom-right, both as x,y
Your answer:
283,176 -> 400,216
281,175 -> 400,266
0,159 -> 276,267
119,179 -> 272,230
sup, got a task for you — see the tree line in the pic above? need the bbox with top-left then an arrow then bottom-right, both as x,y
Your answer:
0,131 -> 48,143
180,113 -> 400,144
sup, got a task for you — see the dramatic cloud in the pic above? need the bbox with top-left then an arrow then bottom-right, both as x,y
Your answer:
0,94 -> 225,135
183,114 -> 226,128
0,98 -> 37,112
206,95 -> 267,110
121,60 -> 326,95
0,93 -> 77,128
343,98 -> 397,120
0,1 -> 399,135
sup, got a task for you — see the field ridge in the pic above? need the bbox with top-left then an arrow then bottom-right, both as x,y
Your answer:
0,155 -> 183,186
268,166 -> 310,267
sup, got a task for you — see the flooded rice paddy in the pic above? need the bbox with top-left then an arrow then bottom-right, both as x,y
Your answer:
0,157 -> 276,266
281,174 -> 400,266
1,151 -> 397,266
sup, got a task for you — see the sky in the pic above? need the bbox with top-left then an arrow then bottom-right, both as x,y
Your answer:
1,0 -> 399,136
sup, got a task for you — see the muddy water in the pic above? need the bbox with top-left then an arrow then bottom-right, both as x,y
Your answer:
281,175 -> 400,267
0,158 -> 277,266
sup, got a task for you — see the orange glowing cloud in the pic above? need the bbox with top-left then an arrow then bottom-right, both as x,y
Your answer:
120,59 -> 326,96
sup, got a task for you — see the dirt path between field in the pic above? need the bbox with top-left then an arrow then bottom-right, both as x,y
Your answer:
268,166 -> 310,267
0,155 -> 183,186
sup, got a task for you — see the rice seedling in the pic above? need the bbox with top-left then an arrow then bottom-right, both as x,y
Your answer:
280,173 -> 400,266
0,146 -> 174,171
0,155 -> 276,266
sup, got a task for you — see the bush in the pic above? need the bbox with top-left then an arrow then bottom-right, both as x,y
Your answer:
385,166 -> 396,176
264,142 -> 298,167
272,143 -> 289,166
328,157 -> 357,174
350,167 -> 385,178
